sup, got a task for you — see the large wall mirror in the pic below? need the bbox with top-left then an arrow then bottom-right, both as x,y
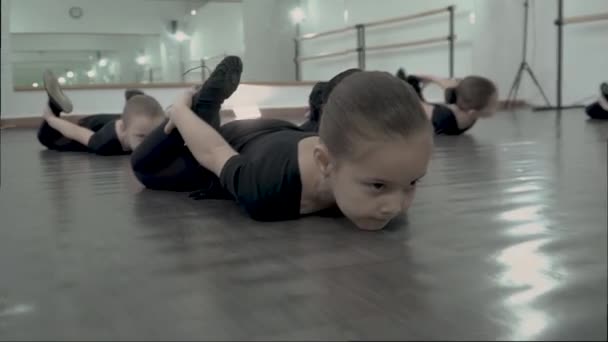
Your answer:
8,0 -> 473,89
9,0 -> 305,89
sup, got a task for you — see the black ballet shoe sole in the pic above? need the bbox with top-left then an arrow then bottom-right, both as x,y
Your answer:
43,70 -> 73,114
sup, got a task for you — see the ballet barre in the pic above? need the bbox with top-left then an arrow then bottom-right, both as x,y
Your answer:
294,5 -> 456,80
559,12 -> 608,25
536,1 -> 608,111
296,48 -> 359,62
364,35 -> 456,54
297,26 -> 358,42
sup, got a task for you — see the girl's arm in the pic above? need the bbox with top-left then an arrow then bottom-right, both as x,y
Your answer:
416,74 -> 461,90
44,115 -> 94,146
169,92 -> 237,177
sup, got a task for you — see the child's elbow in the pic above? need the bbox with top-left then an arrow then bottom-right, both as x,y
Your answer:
194,147 -> 238,177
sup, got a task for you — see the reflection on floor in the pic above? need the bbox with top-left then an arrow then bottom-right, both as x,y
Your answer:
1,109 -> 606,340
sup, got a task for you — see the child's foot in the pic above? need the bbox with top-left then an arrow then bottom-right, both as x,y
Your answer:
599,82 -> 608,111
190,56 -> 243,130
203,56 -> 242,99
396,68 -> 407,81
395,68 -> 424,100
43,70 -> 73,115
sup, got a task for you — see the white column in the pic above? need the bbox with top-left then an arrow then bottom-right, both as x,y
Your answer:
160,32 -> 185,83
242,0 -> 298,82
1,0 -> 14,115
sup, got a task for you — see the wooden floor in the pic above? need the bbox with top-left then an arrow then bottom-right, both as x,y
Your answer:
1,109 -> 606,340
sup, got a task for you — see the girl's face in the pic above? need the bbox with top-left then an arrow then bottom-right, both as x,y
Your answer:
316,131 -> 433,231
119,115 -> 164,150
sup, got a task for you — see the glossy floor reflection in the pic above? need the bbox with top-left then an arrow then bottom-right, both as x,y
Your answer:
1,109 -> 607,340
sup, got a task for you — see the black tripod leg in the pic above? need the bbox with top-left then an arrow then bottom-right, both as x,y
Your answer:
524,64 -> 551,106
507,63 -> 525,108
507,67 -> 519,101
507,69 -> 518,107
512,74 -> 523,107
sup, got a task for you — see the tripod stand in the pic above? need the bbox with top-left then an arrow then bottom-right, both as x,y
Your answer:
506,0 -> 551,109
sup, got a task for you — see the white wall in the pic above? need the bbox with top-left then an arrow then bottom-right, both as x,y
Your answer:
299,0 -> 608,105
300,0 -> 475,91
159,31 -> 190,84
4,84 -> 313,118
242,0 -> 300,82
472,0 -> 608,106
546,0 -> 607,105
10,0 -> 187,34
187,2 -> 245,63
1,0 -> 14,116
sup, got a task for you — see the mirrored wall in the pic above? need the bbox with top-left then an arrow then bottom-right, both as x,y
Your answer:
9,0 -> 470,88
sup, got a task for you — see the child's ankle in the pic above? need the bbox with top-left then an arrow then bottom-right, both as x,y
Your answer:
598,95 -> 608,111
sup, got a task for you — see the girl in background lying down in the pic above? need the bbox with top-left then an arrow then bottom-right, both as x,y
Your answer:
396,68 -> 498,135
585,82 -> 608,120
131,56 -> 433,231
37,71 -> 165,155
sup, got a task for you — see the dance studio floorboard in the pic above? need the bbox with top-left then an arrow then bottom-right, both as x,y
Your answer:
1,109 -> 607,340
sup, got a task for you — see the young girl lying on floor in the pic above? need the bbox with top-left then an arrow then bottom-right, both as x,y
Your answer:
37,71 -> 165,155
130,57 -> 433,231
396,68 -> 498,135
298,68 -> 497,136
585,82 -> 608,120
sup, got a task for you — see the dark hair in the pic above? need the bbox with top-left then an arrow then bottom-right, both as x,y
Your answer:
447,76 -> 497,111
321,68 -> 362,104
308,81 -> 327,122
122,95 -> 165,126
319,71 -> 430,158
125,89 -> 145,101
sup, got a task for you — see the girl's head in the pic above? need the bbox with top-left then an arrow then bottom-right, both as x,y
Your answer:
446,76 -> 498,118
125,88 -> 145,101
119,95 -> 165,150
308,81 -> 327,123
321,68 -> 362,104
308,68 -> 362,124
315,71 -> 433,231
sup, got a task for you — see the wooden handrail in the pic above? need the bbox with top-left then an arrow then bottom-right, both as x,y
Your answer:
203,53 -> 229,61
296,35 -> 456,63
365,35 -> 455,53
297,26 -> 357,41
15,82 -> 199,91
296,6 -> 453,41
296,47 -> 358,62
14,81 -> 320,92
12,32 -> 159,37
561,12 -> 608,25
363,6 -> 452,29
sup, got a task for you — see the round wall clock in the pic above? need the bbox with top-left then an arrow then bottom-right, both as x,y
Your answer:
69,6 -> 84,19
